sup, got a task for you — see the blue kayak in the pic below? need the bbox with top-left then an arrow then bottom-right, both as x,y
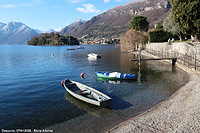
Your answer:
96,72 -> 136,79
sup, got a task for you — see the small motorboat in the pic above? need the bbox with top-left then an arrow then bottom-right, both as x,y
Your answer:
61,79 -> 112,107
96,72 -> 136,80
77,46 -> 85,49
87,53 -> 101,58
67,47 -> 76,50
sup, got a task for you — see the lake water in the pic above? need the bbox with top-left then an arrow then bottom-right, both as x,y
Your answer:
0,44 -> 188,132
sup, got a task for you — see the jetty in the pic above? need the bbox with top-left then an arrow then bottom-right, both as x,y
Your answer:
129,58 -> 177,66
129,47 -> 177,66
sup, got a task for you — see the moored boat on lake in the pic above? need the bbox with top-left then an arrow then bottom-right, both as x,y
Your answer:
77,46 -> 85,49
67,35 -> 77,50
87,53 -> 101,58
96,72 -> 136,80
61,79 -> 112,107
67,47 -> 76,50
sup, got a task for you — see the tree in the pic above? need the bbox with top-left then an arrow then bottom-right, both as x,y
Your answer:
170,0 -> 200,41
163,14 -> 182,41
155,24 -> 164,31
120,29 -> 147,52
130,16 -> 149,32
195,19 -> 200,35
27,33 -> 80,46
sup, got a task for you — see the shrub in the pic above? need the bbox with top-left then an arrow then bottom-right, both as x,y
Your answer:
148,29 -> 173,43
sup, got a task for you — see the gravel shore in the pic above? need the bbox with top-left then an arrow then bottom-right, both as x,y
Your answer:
107,52 -> 200,133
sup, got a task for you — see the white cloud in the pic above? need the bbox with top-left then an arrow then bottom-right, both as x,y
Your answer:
104,0 -> 110,3
1,4 -> 16,8
76,4 -> 100,13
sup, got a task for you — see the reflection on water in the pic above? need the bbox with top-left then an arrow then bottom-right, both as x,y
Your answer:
65,92 -> 112,117
87,56 -> 99,61
97,77 -> 122,84
97,77 -> 137,84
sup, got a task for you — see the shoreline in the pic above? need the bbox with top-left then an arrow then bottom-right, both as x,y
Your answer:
107,51 -> 200,132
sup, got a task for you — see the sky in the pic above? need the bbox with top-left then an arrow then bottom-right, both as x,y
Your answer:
0,0 -> 132,32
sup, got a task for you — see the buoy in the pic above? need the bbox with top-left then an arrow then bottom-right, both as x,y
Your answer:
51,54 -> 54,56
80,73 -> 85,79
61,81 -> 64,87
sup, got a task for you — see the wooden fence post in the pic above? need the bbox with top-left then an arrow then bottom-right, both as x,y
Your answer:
195,54 -> 197,70
184,55 -> 185,65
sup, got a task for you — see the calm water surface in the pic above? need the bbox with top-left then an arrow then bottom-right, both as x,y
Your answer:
0,44 -> 188,132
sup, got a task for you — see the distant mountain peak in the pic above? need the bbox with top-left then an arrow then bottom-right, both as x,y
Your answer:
0,21 -> 39,44
123,0 -> 147,6
74,19 -> 86,23
0,22 -> 6,29
60,19 -> 87,35
7,21 -> 24,28
42,29 -> 56,33
55,27 -> 63,32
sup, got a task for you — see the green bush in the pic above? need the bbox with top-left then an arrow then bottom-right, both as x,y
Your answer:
130,16 -> 149,32
148,29 -> 173,43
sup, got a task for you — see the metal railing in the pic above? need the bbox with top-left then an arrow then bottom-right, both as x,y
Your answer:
145,48 -> 200,72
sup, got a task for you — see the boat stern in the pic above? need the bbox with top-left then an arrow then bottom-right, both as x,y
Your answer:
100,98 -> 112,107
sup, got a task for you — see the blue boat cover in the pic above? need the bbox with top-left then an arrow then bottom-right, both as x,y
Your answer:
97,72 -> 135,79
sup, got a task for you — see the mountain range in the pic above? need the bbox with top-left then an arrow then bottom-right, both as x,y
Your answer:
0,0 -> 171,44
60,19 -> 86,36
42,28 -> 63,34
0,22 -> 39,44
61,0 -> 171,39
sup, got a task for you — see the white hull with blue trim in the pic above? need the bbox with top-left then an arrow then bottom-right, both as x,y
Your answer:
96,72 -> 136,79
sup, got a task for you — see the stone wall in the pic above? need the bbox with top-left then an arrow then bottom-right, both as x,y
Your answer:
145,42 -> 200,58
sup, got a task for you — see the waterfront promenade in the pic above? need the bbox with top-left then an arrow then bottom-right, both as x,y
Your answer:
108,51 -> 200,132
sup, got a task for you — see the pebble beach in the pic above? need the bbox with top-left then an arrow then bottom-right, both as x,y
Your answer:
107,52 -> 200,133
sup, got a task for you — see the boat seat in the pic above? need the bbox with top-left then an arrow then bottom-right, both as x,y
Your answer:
66,83 -> 76,88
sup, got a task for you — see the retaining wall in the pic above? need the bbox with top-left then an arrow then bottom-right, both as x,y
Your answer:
146,42 -> 200,58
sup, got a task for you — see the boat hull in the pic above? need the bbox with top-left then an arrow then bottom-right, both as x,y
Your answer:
67,47 -> 76,50
87,53 -> 101,58
96,72 -> 136,80
63,79 -> 112,107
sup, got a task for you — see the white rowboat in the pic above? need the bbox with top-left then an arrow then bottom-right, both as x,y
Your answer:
62,79 -> 112,107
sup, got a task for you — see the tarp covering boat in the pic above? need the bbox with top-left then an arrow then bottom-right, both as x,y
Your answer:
96,72 -> 136,79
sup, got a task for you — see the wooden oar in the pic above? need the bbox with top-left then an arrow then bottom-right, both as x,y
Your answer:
75,90 -> 88,94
